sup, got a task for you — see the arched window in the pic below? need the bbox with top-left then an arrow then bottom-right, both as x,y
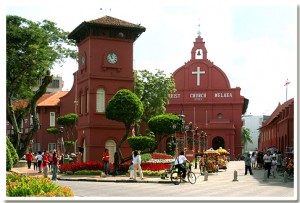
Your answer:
96,88 -> 105,112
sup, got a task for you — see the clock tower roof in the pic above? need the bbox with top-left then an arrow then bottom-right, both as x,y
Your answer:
69,15 -> 146,43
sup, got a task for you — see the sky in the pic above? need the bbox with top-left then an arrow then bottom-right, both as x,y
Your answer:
3,0 -> 298,117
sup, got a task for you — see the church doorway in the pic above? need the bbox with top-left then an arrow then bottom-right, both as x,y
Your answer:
105,140 -> 116,163
212,136 -> 225,150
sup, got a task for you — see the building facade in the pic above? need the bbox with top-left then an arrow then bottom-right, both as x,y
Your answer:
258,98 -> 294,157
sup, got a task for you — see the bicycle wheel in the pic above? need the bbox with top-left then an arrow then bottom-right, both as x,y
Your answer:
187,171 -> 197,184
171,171 -> 181,185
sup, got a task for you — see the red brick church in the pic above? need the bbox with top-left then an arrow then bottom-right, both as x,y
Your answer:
8,16 -> 248,162
165,35 -> 248,159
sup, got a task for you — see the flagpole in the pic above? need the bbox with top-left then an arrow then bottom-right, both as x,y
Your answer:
284,79 -> 290,102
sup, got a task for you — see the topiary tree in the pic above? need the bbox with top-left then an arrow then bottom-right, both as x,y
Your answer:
105,89 -> 144,162
148,114 -> 182,150
127,135 -> 156,151
56,113 -> 78,141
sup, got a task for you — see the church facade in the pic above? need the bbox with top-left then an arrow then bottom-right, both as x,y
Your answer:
166,35 -> 248,159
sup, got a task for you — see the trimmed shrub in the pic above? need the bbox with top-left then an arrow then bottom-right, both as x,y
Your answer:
127,136 -> 156,151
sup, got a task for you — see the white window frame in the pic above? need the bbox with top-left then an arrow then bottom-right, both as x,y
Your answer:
96,88 -> 105,112
50,112 -> 55,127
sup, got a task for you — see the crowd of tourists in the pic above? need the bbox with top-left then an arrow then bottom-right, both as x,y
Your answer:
243,150 -> 294,178
25,150 -> 60,181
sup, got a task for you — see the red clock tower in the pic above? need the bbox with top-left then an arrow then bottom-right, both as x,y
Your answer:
68,16 -> 145,162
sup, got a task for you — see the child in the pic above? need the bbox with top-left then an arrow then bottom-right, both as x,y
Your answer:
271,155 -> 277,178
129,162 -> 134,179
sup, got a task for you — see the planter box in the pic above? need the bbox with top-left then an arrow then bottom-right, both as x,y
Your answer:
14,160 -> 27,168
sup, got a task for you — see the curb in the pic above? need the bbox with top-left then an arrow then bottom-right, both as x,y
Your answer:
57,177 -> 172,184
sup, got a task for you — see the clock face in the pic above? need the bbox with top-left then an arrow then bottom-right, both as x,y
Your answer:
107,52 -> 118,64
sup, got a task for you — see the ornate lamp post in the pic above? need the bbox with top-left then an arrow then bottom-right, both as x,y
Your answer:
199,131 -> 208,153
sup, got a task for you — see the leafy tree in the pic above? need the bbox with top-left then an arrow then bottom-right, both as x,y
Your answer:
6,15 -> 77,156
134,69 -> 176,133
105,89 -> 144,162
148,114 -> 182,150
242,127 -> 253,152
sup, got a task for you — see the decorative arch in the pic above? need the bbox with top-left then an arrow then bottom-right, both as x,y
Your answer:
212,136 -> 225,150
105,139 -> 116,163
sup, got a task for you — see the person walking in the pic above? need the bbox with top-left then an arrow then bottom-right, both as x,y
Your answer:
32,153 -> 37,171
48,151 -> 53,172
263,150 -> 272,178
271,155 -> 277,178
42,151 -> 49,178
244,153 -> 253,175
132,150 -> 143,180
102,148 -> 110,175
26,151 -> 33,169
251,152 -> 256,169
37,151 -> 43,173
51,152 -> 59,181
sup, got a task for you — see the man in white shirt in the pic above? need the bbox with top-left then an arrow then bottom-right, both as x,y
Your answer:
263,150 -> 272,178
174,151 -> 190,182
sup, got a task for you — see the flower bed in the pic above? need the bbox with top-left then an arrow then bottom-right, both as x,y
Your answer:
6,172 -> 74,197
59,152 -> 174,174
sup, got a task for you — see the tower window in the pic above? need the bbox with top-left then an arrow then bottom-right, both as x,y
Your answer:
96,88 -> 105,112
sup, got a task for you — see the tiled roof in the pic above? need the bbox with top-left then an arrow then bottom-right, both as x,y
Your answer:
88,15 -> 144,29
37,91 -> 68,106
261,98 -> 294,127
12,100 -> 29,109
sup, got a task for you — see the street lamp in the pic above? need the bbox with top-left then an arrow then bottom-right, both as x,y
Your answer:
199,131 -> 208,153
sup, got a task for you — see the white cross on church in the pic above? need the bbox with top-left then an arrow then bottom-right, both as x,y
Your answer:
192,66 -> 205,86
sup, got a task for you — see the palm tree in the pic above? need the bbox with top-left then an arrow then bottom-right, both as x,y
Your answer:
242,127 -> 253,152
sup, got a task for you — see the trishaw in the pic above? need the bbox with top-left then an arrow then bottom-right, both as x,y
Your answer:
215,147 -> 229,171
199,148 -> 219,175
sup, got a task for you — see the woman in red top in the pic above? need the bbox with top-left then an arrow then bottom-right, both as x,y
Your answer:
102,148 -> 110,175
51,152 -> 59,181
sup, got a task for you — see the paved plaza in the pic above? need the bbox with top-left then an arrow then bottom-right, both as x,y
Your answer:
10,160 -> 296,200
